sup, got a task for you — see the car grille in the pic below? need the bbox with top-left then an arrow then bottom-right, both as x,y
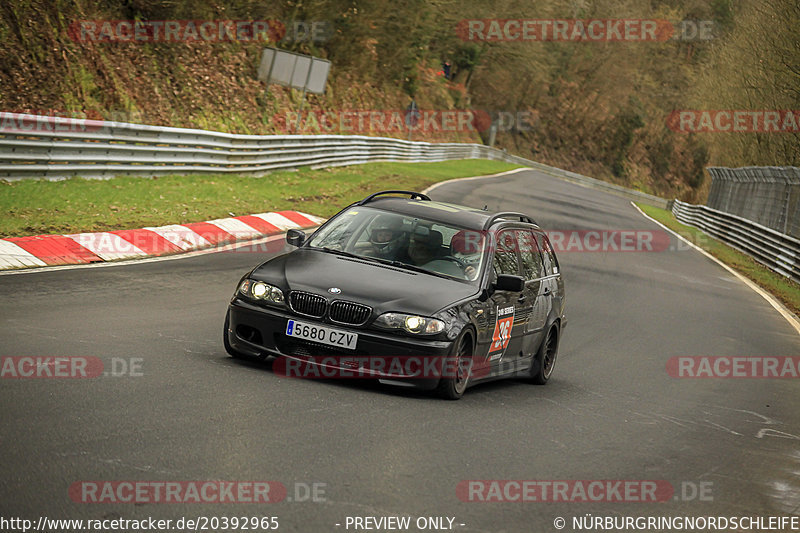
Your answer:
288,291 -> 372,325
329,301 -> 371,326
289,291 -> 327,318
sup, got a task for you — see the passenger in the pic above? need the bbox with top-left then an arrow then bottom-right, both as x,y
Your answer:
450,230 -> 484,280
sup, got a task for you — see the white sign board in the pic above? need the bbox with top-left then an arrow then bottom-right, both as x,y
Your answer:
257,48 -> 330,94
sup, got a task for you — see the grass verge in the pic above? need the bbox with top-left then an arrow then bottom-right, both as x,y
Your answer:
0,160 -> 520,237
637,203 -> 800,318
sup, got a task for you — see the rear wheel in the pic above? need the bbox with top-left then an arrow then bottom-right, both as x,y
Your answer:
531,324 -> 559,385
436,330 -> 474,400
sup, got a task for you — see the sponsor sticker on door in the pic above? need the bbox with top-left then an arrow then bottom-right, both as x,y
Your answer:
488,306 -> 515,360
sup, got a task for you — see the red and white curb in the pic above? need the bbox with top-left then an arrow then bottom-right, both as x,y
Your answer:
0,211 -> 325,270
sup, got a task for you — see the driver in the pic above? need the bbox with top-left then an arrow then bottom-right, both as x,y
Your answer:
451,229 -> 485,280
407,226 -> 443,265
364,214 -> 405,259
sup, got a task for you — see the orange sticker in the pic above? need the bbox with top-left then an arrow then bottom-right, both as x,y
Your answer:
489,306 -> 515,359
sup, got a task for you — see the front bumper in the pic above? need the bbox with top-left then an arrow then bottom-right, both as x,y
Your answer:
226,299 -> 455,389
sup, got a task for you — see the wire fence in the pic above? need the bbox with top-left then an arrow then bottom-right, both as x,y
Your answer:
707,166 -> 800,240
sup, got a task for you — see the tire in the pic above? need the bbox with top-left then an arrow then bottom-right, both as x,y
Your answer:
436,330 -> 474,400
531,324 -> 559,385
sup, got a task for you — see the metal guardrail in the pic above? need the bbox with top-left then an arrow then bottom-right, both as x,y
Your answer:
0,112 -> 669,208
672,199 -> 800,284
0,114 -> 491,178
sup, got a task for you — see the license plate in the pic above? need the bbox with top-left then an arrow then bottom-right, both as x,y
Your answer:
286,320 -> 358,350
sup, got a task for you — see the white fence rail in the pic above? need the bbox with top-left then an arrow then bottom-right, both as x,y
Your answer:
672,199 -> 800,284
0,113 -> 500,178
0,112 -> 668,207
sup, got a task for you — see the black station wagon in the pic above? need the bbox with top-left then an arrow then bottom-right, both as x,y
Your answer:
224,190 -> 566,399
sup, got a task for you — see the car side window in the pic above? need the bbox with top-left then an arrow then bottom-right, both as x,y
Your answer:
537,233 -> 560,276
492,230 -> 521,277
515,230 -> 543,280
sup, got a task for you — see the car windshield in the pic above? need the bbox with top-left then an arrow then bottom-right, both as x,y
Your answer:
306,206 -> 486,282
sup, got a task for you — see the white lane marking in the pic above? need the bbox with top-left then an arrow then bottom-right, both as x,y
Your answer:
205,217 -> 264,240
756,428 -> 800,440
65,232 -> 148,261
421,167 -> 529,195
296,212 -> 326,225
145,224 -> 209,251
0,240 -> 48,269
631,201 -> 800,336
252,212 -> 301,230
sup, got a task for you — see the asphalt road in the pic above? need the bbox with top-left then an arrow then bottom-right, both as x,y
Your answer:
2,169 -> 799,533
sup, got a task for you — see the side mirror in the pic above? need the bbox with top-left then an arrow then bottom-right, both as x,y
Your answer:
494,274 -> 525,292
286,229 -> 306,247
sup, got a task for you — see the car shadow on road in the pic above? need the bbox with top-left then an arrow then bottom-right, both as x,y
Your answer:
220,353 -> 564,402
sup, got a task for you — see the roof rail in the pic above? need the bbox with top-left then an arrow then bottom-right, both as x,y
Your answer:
483,212 -> 537,229
356,190 -> 431,205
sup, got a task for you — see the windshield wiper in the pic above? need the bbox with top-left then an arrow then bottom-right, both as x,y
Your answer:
314,247 -> 398,266
371,257 -> 453,279
316,246 -> 363,260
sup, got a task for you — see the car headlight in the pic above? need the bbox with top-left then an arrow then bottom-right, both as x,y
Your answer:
374,312 -> 445,335
239,279 -> 285,304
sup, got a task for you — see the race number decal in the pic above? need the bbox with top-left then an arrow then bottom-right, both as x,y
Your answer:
488,306 -> 515,360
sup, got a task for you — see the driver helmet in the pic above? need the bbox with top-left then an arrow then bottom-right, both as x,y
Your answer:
368,214 -> 404,257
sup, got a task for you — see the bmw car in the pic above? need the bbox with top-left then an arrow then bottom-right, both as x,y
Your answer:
224,190 -> 566,399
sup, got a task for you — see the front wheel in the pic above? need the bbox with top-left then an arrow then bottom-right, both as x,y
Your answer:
436,330 -> 474,400
531,324 -> 559,385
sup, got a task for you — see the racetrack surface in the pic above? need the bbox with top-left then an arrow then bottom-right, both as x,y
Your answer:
2,169 -> 799,532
